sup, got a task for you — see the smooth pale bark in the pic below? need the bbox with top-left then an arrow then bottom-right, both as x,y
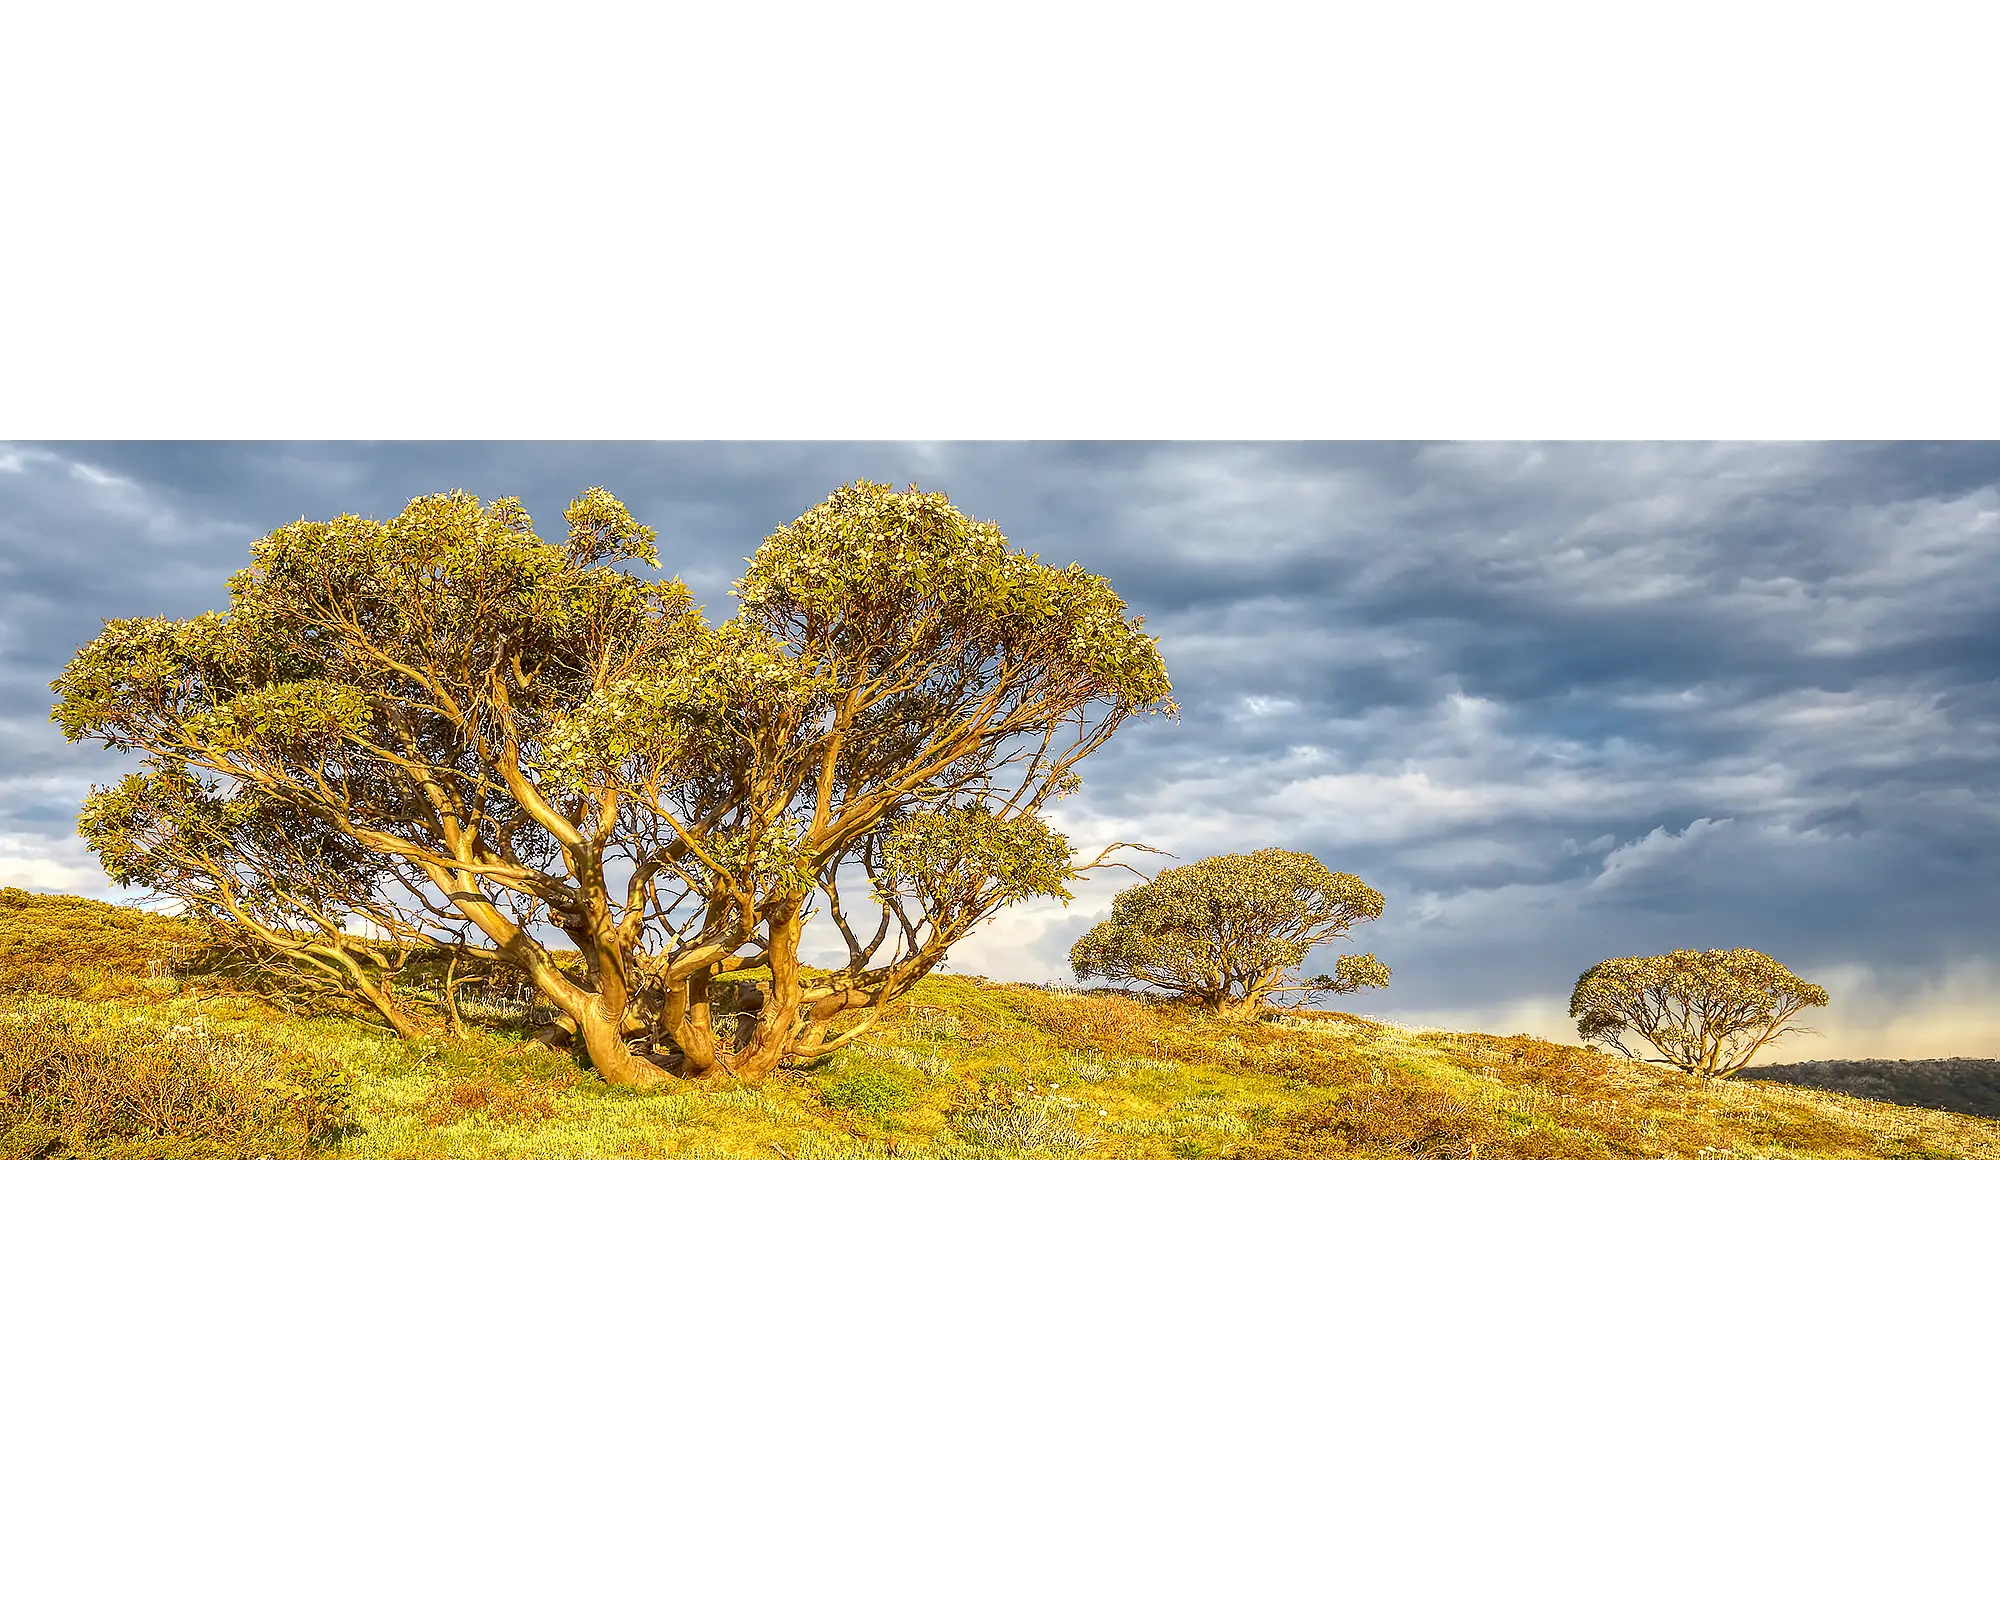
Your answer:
351,972 -> 431,1040
576,997 -> 673,1090
724,904 -> 806,1087
1210,966 -> 1286,1020
232,922 -> 434,1042
1215,996 -> 1264,1021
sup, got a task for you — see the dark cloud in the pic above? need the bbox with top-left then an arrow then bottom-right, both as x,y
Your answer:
4,441 -> 1997,1051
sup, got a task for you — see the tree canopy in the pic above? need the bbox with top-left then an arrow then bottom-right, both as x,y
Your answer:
1069,848 -> 1390,1018
1568,948 -> 1829,1078
56,481 -> 1173,1088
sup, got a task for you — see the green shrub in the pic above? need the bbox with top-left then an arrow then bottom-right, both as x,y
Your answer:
818,1064 -> 916,1124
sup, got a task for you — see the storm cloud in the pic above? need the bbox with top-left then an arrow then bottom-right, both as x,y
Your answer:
4,441 -> 1996,1058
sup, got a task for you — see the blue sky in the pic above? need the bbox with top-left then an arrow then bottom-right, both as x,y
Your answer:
4,440 -> 1997,1059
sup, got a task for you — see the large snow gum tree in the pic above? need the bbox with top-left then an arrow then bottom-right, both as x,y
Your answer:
55,481 -> 1174,1088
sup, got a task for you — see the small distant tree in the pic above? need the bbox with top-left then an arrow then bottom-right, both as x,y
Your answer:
1569,948 -> 1829,1079
1070,848 -> 1390,1019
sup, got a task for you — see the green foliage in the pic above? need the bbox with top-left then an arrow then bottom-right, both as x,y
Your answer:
1071,848 -> 1389,1013
1570,948 -> 1830,1078
735,480 -> 1173,709
54,489 -> 686,756
183,679 -> 374,755
541,619 -> 795,789
53,490 -> 699,851
1310,952 -> 1394,996
80,766 -> 378,908
817,1064 -> 916,1124
267,1056 -> 358,1129
561,486 -> 663,569
877,806 -> 1074,914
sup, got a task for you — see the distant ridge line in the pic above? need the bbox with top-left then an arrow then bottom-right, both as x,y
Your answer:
1737,1057 -> 2000,1121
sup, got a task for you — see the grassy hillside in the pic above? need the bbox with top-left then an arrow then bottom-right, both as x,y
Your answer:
0,887 -> 217,998
5,886 -> 1997,1159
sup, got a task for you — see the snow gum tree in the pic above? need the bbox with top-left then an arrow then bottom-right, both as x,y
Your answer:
1070,848 -> 1389,1018
55,482 -> 1172,1089
1569,948 -> 1828,1078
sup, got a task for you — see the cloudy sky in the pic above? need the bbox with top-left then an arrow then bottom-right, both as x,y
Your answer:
3,440 -> 1997,1060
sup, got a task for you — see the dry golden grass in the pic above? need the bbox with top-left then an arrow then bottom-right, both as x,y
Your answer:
418,1073 -> 565,1128
0,887 -> 221,1001
0,998 -> 352,1159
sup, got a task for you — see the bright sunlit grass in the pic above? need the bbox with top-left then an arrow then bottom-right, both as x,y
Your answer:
8,961 -> 1999,1160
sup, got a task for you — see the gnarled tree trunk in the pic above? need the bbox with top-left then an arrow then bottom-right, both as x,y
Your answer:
575,997 -> 673,1090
